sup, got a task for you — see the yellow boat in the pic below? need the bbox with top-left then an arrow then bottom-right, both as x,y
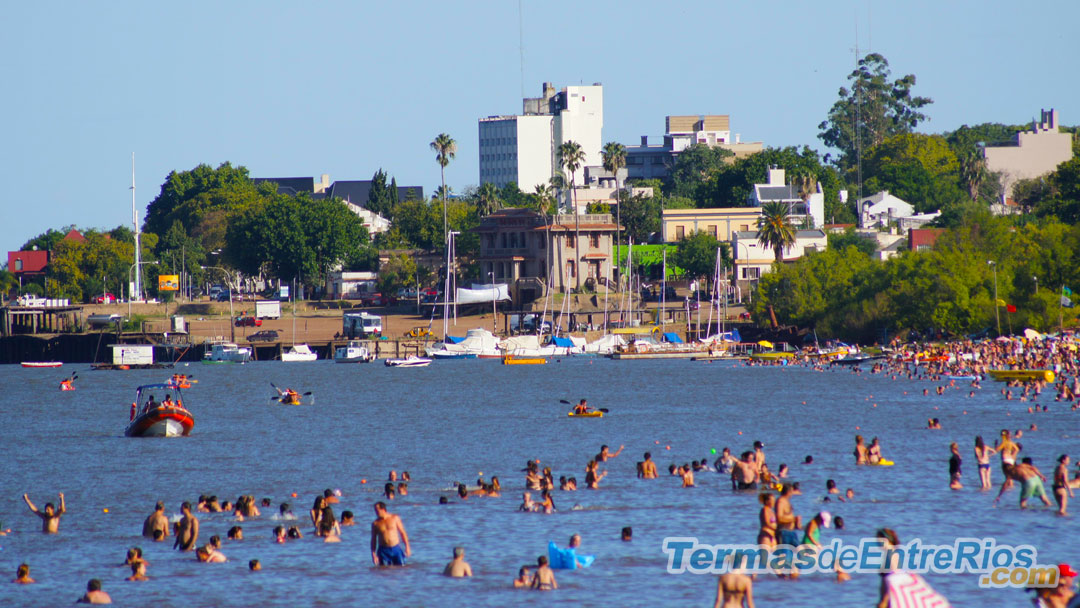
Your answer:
987,369 -> 1055,383
749,352 -> 795,361
567,411 -> 603,418
503,355 -> 547,365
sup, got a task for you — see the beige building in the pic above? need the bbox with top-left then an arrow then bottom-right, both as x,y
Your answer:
732,229 -> 828,295
661,207 -> 762,243
983,108 -> 1073,199
474,208 -> 619,302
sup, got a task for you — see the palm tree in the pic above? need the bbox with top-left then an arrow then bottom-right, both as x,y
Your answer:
757,201 -> 797,262
430,133 -> 456,243
476,182 -> 502,217
534,183 -> 554,288
959,147 -> 986,202
601,142 -> 627,289
557,141 -> 585,290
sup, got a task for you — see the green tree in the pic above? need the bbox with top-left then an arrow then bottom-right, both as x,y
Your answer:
1033,157 -> 1080,223
827,228 -> 877,257
144,162 -> 268,252
476,182 -> 502,217
673,231 -> 731,294
431,133 -> 457,245
558,141 -> 586,290
757,201 -> 796,262
818,53 -> 933,176
668,144 -> 733,203
367,169 -> 394,217
619,192 -> 661,243
46,229 -> 136,302
602,141 -> 628,278
21,227 -> 73,252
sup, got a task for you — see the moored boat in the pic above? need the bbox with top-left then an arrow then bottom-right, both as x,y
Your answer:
334,341 -> 374,363
502,355 -> 546,365
203,341 -> 252,363
385,356 -> 432,368
282,344 -> 318,362
22,361 -> 63,368
124,382 -> 194,438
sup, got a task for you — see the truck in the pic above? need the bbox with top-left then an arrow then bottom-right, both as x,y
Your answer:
254,300 -> 281,319
343,311 -> 382,338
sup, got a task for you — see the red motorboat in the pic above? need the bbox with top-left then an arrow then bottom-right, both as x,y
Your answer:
125,382 -> 194,438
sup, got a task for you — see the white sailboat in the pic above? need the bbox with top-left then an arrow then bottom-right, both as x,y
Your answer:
282,284 -> 317,362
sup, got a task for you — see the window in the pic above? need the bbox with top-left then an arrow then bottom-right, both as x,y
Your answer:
501,233 -> 508,248
566,261 -> 576,278
567,236 -> 576,249
15,259 -> 22,271
590,234 -> 600,248
742,267 -> 760,279
708,225 -> 717,238
740,224 -> 749,231
675,226 -> 685,240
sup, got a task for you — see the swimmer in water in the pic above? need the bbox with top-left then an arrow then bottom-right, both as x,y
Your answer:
13,563 -> 34,584
174,502 -> 199,552
442,546 -> 472,577
639,452 -> 658,479
76,578 -> 111,604
126,560 -> 148,582
714,554 -> 754,608
22,492 -> 65,534
142,501 -> 169,539
370,501 -> 410,566
531,555 -> 558,590
513,566 -> 531,588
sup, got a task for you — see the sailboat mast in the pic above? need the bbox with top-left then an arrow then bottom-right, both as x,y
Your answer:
130,153 -> 141,301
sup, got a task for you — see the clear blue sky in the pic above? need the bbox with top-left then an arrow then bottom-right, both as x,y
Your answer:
2,0 -> 1077,256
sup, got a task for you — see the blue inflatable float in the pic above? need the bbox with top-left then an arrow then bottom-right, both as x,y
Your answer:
548,541 -> 595,570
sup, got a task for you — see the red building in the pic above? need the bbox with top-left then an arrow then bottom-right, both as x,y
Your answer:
7,250 -> 49,279
908,228 -> 945,252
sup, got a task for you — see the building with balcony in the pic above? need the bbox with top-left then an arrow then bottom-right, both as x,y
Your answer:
749,168 -> 824,229
474,208 -> 620,302
661,207 -> 762,243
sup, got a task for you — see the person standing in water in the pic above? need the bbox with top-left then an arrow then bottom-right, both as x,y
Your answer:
974,436 -> 996,491
370,502 -> 410,566
23,493 -> 65,534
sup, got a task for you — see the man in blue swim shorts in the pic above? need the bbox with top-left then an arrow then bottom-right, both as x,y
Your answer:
371,501 -> 410,566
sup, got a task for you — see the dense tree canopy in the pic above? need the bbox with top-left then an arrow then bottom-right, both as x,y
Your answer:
818,53 -> 932,176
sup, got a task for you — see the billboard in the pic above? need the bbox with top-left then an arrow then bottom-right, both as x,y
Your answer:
158,275 -> 180,291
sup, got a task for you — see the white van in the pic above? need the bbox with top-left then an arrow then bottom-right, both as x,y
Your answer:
343,311 -> 382,338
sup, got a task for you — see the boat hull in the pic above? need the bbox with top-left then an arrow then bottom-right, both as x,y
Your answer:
567,411 -> 603,418
385,357 -> 432,368
503,356 -> 546,365
22,361 -> 63,368
987,369 -> 1055,383
125,406 -> 194,437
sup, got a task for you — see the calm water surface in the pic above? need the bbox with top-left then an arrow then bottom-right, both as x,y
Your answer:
0,358 -> 1075,606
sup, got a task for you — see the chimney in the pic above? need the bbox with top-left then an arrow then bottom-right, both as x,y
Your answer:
641,136 -> 649,146
768,167 -> 785,186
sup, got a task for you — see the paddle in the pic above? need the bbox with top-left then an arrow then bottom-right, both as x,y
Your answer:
558,399 -> 608,413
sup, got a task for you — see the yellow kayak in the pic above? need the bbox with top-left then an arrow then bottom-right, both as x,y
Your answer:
567,411 -> 603,418
870,459 -> 895,467
987,369 -> 1055,383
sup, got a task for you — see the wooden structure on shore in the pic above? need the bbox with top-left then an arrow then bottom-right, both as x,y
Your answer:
1,304 -> 83,336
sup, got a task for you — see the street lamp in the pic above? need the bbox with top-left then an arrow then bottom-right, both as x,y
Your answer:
1033,275 -> 1038,295
203,265 -> 237,343
989,261 -> 1000,335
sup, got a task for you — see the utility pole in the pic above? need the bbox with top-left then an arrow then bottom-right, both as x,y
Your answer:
131,154 -> 142,302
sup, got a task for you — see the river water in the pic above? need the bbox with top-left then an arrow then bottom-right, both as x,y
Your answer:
0,358 -> 1075,606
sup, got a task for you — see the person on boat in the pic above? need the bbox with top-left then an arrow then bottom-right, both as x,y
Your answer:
284,389 -> 301,404
142,501 -> 169,539
573,399 -> 590,415
162,394 -> 173,408
23,492 -> 65,534
60,377 -> 74,391
174,502 -> 199,552
371,501 -> 410,566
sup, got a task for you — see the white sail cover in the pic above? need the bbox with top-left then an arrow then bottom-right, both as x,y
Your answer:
456,284 -> 510,305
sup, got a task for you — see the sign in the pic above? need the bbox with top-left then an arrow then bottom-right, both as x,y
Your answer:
279,285 -> 290,300
158,275 -> 180,291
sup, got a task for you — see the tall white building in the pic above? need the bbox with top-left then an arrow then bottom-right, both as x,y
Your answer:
478,82 -> 603,193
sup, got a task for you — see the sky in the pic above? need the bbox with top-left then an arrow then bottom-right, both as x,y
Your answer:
2,0 -> 1078,257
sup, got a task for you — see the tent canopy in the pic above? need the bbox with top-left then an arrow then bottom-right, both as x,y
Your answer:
551,336 -> 575,348
758,340 -> 774,348
663,332 -> 683,343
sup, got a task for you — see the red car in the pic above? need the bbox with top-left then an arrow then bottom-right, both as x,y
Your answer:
358,292 -> 396,307
234,316 -> 263,327
92,293 -> 117,304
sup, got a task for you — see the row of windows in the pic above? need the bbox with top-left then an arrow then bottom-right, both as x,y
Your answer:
482,233 -> 603,250
673,225 -> 718,239
481,152 -> 517,162
480,136 -> 518,147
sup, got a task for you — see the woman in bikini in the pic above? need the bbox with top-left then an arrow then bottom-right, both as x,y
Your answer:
756,493 -> 777,548
1053,454 -> 1074,516
974,436 -> 996,491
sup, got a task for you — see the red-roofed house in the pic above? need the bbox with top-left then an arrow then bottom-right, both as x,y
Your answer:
909,228 -> 946,252
63,229 -> 86,243
8,250 -> 49,280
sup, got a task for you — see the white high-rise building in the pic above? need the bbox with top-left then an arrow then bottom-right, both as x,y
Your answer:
478,82 -> 603,193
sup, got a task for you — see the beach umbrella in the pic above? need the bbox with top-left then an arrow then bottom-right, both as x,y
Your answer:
1023,328 -> 1043,340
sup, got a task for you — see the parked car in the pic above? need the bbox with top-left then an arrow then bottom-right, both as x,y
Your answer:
91,293 -> 117,304
397,287 -> 419,299
234,316 -> 262,327
420,287 -> 441,303
247,329 -> 279,342
358,292 -> 396,307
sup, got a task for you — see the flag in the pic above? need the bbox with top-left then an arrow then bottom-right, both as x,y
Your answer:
1062,295 -> 1074,308
1006,304 -> 1017,313
996,299 -> 1007,307
1065,286 -> 1074,297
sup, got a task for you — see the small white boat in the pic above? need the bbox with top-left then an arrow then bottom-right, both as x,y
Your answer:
282,344 -> 318,362
21,361 -> 63,368
203,342 -> 252,363
384,355 -> 431,368
334,341 -> 374,363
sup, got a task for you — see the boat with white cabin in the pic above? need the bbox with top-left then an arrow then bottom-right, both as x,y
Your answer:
282,344 -> 318,362
334,341 -> 374,363
203,341 -> 252,363
385,355 -> 432,368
